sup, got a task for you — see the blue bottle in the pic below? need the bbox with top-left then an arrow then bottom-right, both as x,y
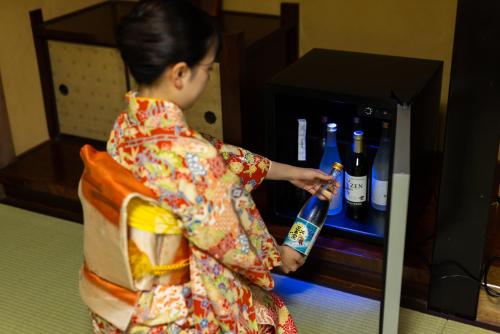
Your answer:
319,123 -> 344,215
284,163 -> 344,256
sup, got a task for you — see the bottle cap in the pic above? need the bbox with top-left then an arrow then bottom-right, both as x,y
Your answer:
327,123 -> 337,132
353,130 -> 364,139
331,162 -> 343,171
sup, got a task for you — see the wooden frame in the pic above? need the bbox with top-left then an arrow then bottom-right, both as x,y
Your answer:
30,9 -> 59,139
0,71 -> 15,169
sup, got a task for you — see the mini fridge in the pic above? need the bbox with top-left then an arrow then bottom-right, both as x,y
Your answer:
264,48 -> 443,334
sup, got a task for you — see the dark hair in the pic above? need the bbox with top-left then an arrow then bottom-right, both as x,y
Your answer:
117,0 -> 220,85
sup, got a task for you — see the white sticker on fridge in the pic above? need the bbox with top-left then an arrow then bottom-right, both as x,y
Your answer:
297,119 -> 307,161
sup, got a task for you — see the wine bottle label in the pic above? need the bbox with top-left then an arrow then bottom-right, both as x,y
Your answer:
345,173 -> 367,204
371,179 -> 388,206
283,217 -> 320,256
297,119 -> 307,161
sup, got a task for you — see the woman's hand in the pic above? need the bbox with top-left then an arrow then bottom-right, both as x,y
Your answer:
266,161 -> 337,200
277,245 -> 305,274
289,167 -> 339,200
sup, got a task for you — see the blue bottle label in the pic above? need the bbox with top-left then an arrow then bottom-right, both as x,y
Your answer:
283,217 -> 320,256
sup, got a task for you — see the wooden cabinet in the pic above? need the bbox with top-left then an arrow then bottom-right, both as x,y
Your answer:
33,1 -> 298,146
0,0 -> 298,221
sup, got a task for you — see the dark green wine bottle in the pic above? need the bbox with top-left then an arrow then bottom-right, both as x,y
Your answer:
345,130 -> 368,220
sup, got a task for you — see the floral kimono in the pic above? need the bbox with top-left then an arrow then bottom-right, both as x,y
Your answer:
85,92 -> 297,334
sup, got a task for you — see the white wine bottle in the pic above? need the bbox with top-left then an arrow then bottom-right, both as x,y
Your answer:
283,162 -> 343,256
371,122 -> 391,211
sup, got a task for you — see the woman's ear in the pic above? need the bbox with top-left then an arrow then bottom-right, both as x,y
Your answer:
170,62 -> 190,90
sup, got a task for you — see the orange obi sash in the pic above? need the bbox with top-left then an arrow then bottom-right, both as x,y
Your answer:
78,145 -> 189,331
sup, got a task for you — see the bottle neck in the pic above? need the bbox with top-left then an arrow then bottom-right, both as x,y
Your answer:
318,168 -> 342,193
353,117 -> 361,132
353,139 -> 363,154
380,127 -> 389,142
325,130 -> 337,147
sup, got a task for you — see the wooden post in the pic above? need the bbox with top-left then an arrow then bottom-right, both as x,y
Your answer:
281,3 -> 299,64
0,71 -> 15,169
219,32 -> 245,146
30,9 -> 59,139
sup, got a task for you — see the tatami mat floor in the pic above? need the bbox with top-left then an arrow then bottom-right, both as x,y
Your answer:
0,204 -> 497,333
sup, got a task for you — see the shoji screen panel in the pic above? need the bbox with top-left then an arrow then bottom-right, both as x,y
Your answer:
49,41 -> 127,141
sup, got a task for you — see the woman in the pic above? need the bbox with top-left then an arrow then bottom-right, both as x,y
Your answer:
80,1 -> 333,333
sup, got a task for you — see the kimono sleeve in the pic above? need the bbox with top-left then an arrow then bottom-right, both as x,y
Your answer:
158,138 -> 281,289
200,133 -> 270,193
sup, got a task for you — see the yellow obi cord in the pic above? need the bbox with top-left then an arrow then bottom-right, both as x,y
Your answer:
127,197 -> 182,235
128,241 -> 189,280
127,197 -> 187,280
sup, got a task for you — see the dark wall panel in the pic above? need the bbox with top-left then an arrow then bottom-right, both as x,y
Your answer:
429,0 -> 500,319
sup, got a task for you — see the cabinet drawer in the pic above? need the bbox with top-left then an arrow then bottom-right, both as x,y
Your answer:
49,41 -> 127,141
